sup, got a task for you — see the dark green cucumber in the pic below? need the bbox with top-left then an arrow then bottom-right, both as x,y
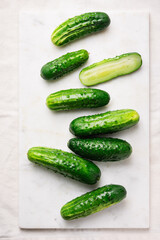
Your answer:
70,109 -> 140,137
68,138 -> 132,161
51,12 -> 110,46
41,49 -> 89,80
61,184 -> 127,220
27,147 -> 101,185
46,88 -> 110,111
79,52 -> 142,86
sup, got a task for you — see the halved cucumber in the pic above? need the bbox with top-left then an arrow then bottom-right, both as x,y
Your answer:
79,52 -> 142,86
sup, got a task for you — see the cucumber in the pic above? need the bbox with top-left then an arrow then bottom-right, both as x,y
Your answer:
68,138 -> 132,161
41,49 -> 89,80
51,12 -> 110,46
61,184 -> 127,220
27,147 -> 101,185
79,52 -> 142,86
70,109 -> 140,137
46,88 -> 110,111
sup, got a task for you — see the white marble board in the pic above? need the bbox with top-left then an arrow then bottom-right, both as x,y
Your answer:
19,11 -> 149,228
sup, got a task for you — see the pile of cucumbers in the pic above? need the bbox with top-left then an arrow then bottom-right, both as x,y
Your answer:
27,12 -> 142,221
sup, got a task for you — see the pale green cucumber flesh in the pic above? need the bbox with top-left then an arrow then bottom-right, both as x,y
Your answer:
79,53 -> 142,86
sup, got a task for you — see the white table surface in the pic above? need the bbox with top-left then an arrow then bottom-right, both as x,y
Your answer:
19,11 -> 149,229
0,0 -> 159,239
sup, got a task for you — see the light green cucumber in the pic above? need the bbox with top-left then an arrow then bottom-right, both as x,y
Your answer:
79,52 -> 142,86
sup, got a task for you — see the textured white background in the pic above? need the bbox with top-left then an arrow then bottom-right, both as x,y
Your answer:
19,11 -> 149,229
0,0 -> 160,239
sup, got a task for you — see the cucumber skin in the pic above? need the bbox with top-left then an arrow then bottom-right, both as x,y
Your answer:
41,49 -> 89,80
68,138 -> 132,161
46,88 -> 110,111
79,52 -> 142,86
70,109 -> 140,137
51,12 -> 110,46
61,184 -> 127,220
27,147 -> 101,185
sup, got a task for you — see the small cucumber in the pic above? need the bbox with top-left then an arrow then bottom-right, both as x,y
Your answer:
46,88 -> 110,111
70,109 -> 140,137
61,184 -> 127,220
27,147 -> 101,185
68,138 -> 132,161
41,49 -> 89,80
79,52 -> 142,86
51,12 -> 110,46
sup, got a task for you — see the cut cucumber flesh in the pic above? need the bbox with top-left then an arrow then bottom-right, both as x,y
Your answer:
79,53 -> 142,86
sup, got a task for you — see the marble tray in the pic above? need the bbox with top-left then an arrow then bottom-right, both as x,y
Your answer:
19,11 -> 149,228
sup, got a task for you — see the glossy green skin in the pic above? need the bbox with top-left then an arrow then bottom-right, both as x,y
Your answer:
61,184 -> 127,220
27,147 -> 101,185
68,138 -> 132,161
51,12 -> 110,46
79,52 -> 142,86
41,49 -> 89,80
46,88 -> 110,111
70,109 -> 140,137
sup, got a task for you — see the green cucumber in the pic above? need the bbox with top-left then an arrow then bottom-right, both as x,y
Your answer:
51,12 -> 110,46
68,138 -> 132,161
70,109 -> 140,137
41,49 -> 89,80
46,88 -> 110,111
79,52 -> 142,86
61,184 -> 127,220
27,147 -> 101,185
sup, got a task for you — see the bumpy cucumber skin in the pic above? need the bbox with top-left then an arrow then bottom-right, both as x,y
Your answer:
51,12 -> 110,46
79,52 -> 142,86
68,138 -> 132,161
27,147 -> 101,185
46,88 -> 110,111
61,184 -> 127,220
41,49 -> 89,80
70,109 -> 140,137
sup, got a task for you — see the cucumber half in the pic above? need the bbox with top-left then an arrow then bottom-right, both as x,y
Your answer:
79,52 -> 142,86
